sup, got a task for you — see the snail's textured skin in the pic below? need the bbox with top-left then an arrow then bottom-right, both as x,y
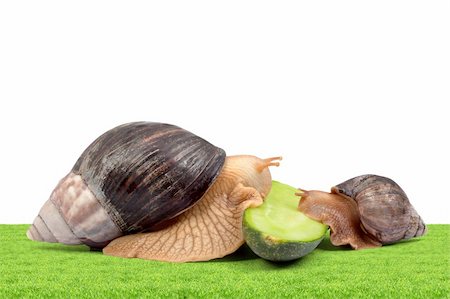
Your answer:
298,190 -> 381,249
28,122 -> 225,249
298,174 -> 427,249
103,155 -> 275,262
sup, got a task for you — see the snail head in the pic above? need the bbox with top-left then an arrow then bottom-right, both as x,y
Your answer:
227,155 -> 282,198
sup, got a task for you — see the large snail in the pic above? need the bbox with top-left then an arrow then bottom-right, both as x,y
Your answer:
27,122 -> 281,262
297,174 -> 427,249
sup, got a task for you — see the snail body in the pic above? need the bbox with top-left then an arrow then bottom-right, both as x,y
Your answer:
104,155 -> 276,262
27,122 -> 281,262
297,174 -> 427,249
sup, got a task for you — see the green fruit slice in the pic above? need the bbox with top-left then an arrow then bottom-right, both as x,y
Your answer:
243,181 -> 328,261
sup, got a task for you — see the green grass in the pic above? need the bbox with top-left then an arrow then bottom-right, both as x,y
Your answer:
0,225 -> 448,298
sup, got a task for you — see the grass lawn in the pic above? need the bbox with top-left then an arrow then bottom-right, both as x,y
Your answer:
0,224 -> 448,298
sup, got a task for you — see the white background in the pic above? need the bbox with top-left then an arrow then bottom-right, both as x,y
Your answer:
1,1 -> 449,224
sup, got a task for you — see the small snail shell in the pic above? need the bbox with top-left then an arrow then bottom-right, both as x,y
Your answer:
27,122 -> 281,262
297,174 -> 427,249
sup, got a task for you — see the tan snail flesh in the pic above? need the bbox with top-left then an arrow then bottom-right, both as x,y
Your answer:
296,189 -> 381,249
104,155 -> 281,262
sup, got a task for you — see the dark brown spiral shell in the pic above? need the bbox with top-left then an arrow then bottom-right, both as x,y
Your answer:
27,122 -> 226,247
332,174 -> 427,244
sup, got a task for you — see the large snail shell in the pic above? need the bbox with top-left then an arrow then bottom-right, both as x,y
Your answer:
27,122 -> 225,248
332,174 -> 427,244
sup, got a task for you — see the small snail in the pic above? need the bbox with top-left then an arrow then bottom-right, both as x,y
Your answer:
27,122 -> 281,262
296,174 -> 427,249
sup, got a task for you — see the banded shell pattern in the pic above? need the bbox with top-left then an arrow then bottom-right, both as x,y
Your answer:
27,122 -> 226,248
